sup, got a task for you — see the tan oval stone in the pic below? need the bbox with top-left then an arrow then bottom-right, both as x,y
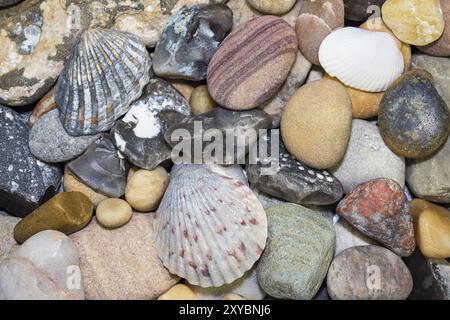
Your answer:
29,86 -> 56,127
411,199 -> 450,259
158,284 -> 198,300
63,170 -> 108,207
246,0 -> 296,15
189,85 -> 216,116
281,79 -> 352,169
125,167 -> 169,212
96,198 -> 132,229
171,79 -> 196,100
223,294 -> 245,300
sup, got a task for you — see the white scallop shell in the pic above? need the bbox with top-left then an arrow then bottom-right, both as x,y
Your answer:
154,164 -> 267,288
319,27 -> 404,92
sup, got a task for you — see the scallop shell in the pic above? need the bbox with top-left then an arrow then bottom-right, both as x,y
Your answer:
154,164 -> 267,288
56,28 -> 152,136
318,27 -> 404,92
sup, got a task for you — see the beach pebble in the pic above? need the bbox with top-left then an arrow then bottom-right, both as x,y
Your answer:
343,0 -> 387,21
71,214 -> 179,300
125,167 -> 169,212
418,0 -> 450,56
382,0 -> 445,46
246,0 -> 296,15
96,198 -> 133,229
379,70 -> 450,159
257,204 -> 335,300
63,170 -> 108,207
334,217 -> 376,256
153,4 -> 233,81
189,85 -> 216,116
411,199 -> 450,259
28,87 -> 56,127
223,294 -> 245,300
337,178 -> 415,257
0,105 -> 61,217
331,119 -> 405,194
207,16 -> 298,110
158,284 -> 198,300
327,245 -> 413,300
14,192 -> 93,244
29,110 -> 100,163
295,0 -> 345,65
281,79 -> 352,169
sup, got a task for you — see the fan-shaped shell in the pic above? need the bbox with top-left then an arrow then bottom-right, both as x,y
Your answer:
154,164 -> 267,288
56,28 -> 151,136
319,27 -> 404,92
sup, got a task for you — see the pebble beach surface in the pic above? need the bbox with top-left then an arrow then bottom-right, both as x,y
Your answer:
0,0 -> 450,301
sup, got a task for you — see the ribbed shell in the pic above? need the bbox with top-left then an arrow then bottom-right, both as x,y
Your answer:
154,164 -> 267,288
319,27 -> 404,92
56,28 -> 151,136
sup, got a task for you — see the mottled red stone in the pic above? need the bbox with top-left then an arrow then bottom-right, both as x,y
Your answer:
337,178 -> 415,257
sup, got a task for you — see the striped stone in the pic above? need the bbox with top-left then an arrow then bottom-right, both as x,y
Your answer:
207,15 -> 298,110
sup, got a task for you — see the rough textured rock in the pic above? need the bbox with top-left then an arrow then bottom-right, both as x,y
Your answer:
337,178 -> 415,257
71,214 -> 179,300
331,120 -> 405,194
153,4 -> 232,81
406,136 -> 450,203
379,70 -> 450,159
0,212 -> 20,263
334,216 -> 376,256
0,230 -> 84,300
0,105 -> 61,217
29,110 -> 100,163
165,107 -> 272,164
247,132 -> 344,205
257,204 -> 335,300
327,245 -> 413,300
207,15 -> 298,110
344,0 -> 386,21
67,134 -> 129,198
111,78 -> 190,170
280,79 -> 352,169
418,0 -> 450,56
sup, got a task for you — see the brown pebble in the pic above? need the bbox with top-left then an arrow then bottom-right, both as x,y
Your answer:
28,87 -> 57,127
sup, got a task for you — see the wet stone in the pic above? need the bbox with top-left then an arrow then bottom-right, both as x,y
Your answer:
153,4 -> 233,81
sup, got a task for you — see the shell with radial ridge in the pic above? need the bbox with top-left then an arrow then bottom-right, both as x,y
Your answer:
319,27 -> 404,92
56,28 -> 152,136
154,164 -> 268,288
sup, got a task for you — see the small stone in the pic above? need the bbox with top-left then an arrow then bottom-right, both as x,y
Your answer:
295,0 -> 345,65
334,217 -> 376,256
327,245 -> 413,300
171,80 -> 196,100
125,167 -> 170,212
223,294 -> 245,300
153,4 -> 233,81
260,51 -> 312,128
14,192 -> 94,244
379,70 -> 450,159
411,199 -> 450,259
207,15 -> 298,110
0,212 -> 20,262
247,132 -> 344,205
246,0 -> 296,15
158,284 -> 198,300
280,79 -> 352,169
165,107 -> 272,164
343,0 -> 387,21
111,78 -> 191,170
29,86 -> 56,127
382,0 -> 445,46
189,85 -> 216,115
0,230 -> 84,300
96,198 -> 133,229
337,178 -> 415,257
0,105 -> 61,217
331,120 -> 405,194
29,110 -> 100,163
63,170 -> 108,207
66,134 -> 129,198
71,214 -> 179,300
418,0 -> 450,56
257,204 -> 335,300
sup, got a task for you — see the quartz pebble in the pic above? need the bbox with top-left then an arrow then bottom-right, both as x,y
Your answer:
158,284 -> 198,300
96,198 -> 133,229
327,245 -> 413,300
189,85 -> 216,116
125,167 -> 169,212
247,0 -> 296,15
411,199 -> 450,259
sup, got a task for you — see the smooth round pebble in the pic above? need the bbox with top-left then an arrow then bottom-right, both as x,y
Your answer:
189,85 -> 216,116
281,79 -> 352,169
418,0 -> 450,56
327,245 -> 413,300
125,167 -> 169,212
158,284 -> 198,300
96,198 -> 132,229
247,0 -> 296,15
